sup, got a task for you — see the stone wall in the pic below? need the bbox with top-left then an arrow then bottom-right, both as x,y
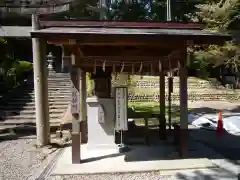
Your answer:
129,77 -> 240,102
86,76 -> 240,102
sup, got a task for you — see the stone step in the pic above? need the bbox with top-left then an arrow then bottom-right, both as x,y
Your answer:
48,77 -> 70,79
49,87 -> 71,90
48,74 -> 70,78
19,95 -> 70,99
0,118 -> 61,126
0,121 -> 61,133
48,90 -> 71,93
26,92 -> 71,96
49,89 -> 70,92
48,77 -> 70,80
48,82 -> 70,85
47,87 -> 71,90
0,104 -> 68,110
2,108 -> 66,116
48,79 -> 70,82
23,92 -> 71,97
48,81 -> 71,84
48,79 -> 71,82
48,83 -> 71,86
11,98 -> 70,102
6,101 -> 69,106
22,87 -> 71,92
1,113 -> 61,121
17,96 -> 70,101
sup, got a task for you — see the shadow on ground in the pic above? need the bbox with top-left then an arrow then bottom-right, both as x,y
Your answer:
117,128 -> 240,163
175,167 -> 239,180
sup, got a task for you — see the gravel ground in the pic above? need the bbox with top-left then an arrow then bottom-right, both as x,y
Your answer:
47,172 -> 176,180
0,136 -> 59,180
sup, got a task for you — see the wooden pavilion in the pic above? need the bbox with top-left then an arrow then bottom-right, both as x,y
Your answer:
30,14 -> 231,164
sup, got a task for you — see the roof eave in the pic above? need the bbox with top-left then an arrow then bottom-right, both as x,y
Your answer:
30,30 -> 232,46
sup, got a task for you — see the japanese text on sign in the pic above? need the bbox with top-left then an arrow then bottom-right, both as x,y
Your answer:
71,83 -> 80,114
115,87 -> 128,131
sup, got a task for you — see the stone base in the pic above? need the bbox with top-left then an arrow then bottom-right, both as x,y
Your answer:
118,144 -> 131,153
81,121 -> 88,144
86,97 -> 116,149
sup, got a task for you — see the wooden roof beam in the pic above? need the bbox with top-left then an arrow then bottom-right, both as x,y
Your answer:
77,56 -> 179,62
76,58 -> 179,70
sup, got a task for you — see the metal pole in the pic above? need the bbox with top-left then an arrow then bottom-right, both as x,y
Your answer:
166,0 -> 171,21
120,130 -> 123,145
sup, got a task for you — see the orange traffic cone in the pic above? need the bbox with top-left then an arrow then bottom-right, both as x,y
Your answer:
216,109 -> 224,136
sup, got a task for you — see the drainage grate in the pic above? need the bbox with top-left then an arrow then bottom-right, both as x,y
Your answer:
36,148 -> 65,180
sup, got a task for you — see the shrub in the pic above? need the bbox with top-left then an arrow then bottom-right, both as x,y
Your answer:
14,61 -> 33,80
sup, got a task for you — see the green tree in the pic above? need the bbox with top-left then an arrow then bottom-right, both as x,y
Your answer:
191,0 -> 240,75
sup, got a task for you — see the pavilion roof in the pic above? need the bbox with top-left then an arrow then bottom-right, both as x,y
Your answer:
31,20 -> 232,45
31,20 -> 233,73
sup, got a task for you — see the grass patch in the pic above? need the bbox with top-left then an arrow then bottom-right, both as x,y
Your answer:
127,102 -> 182,126
129,102 -> 160,113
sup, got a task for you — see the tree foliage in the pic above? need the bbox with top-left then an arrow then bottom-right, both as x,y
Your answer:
192,0 -> 240,71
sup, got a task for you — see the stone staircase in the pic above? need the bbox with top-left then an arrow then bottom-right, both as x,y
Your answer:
0,73 -> 71,132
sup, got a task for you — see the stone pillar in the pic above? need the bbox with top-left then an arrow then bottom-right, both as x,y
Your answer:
86,97 -> 115,149
159,71 -> 166,140
179,49 -> 188,157
70,52 -> 81,164
80,71 -> 88,144
32,14 -> 50,146
86,67 -> 116,150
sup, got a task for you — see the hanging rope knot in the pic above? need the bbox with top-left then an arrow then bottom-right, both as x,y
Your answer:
93,60 -> 97,74
169,58 -> 172,70
178,60 -> 181,69
112,64 -> 116,84
138,62 -> 143,73
158,60 -> 162,72
112,64 -> 116,73
132,63 -> 134,75
102,60 -> 106,72
150,63 -> 154,75
120,61 -> 124,73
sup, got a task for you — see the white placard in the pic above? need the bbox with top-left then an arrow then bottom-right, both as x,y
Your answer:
115,87 -> 128,131
98,104 -> 105,123
71,83 -> 80,114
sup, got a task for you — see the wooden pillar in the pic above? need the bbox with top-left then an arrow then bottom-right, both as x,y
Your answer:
168,76 -> 173,130
70,52 -> 81,164
159,71 -> 166,140
80,71 -> 88,143
179,48 -> 188,157
32,14 -> 50,146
